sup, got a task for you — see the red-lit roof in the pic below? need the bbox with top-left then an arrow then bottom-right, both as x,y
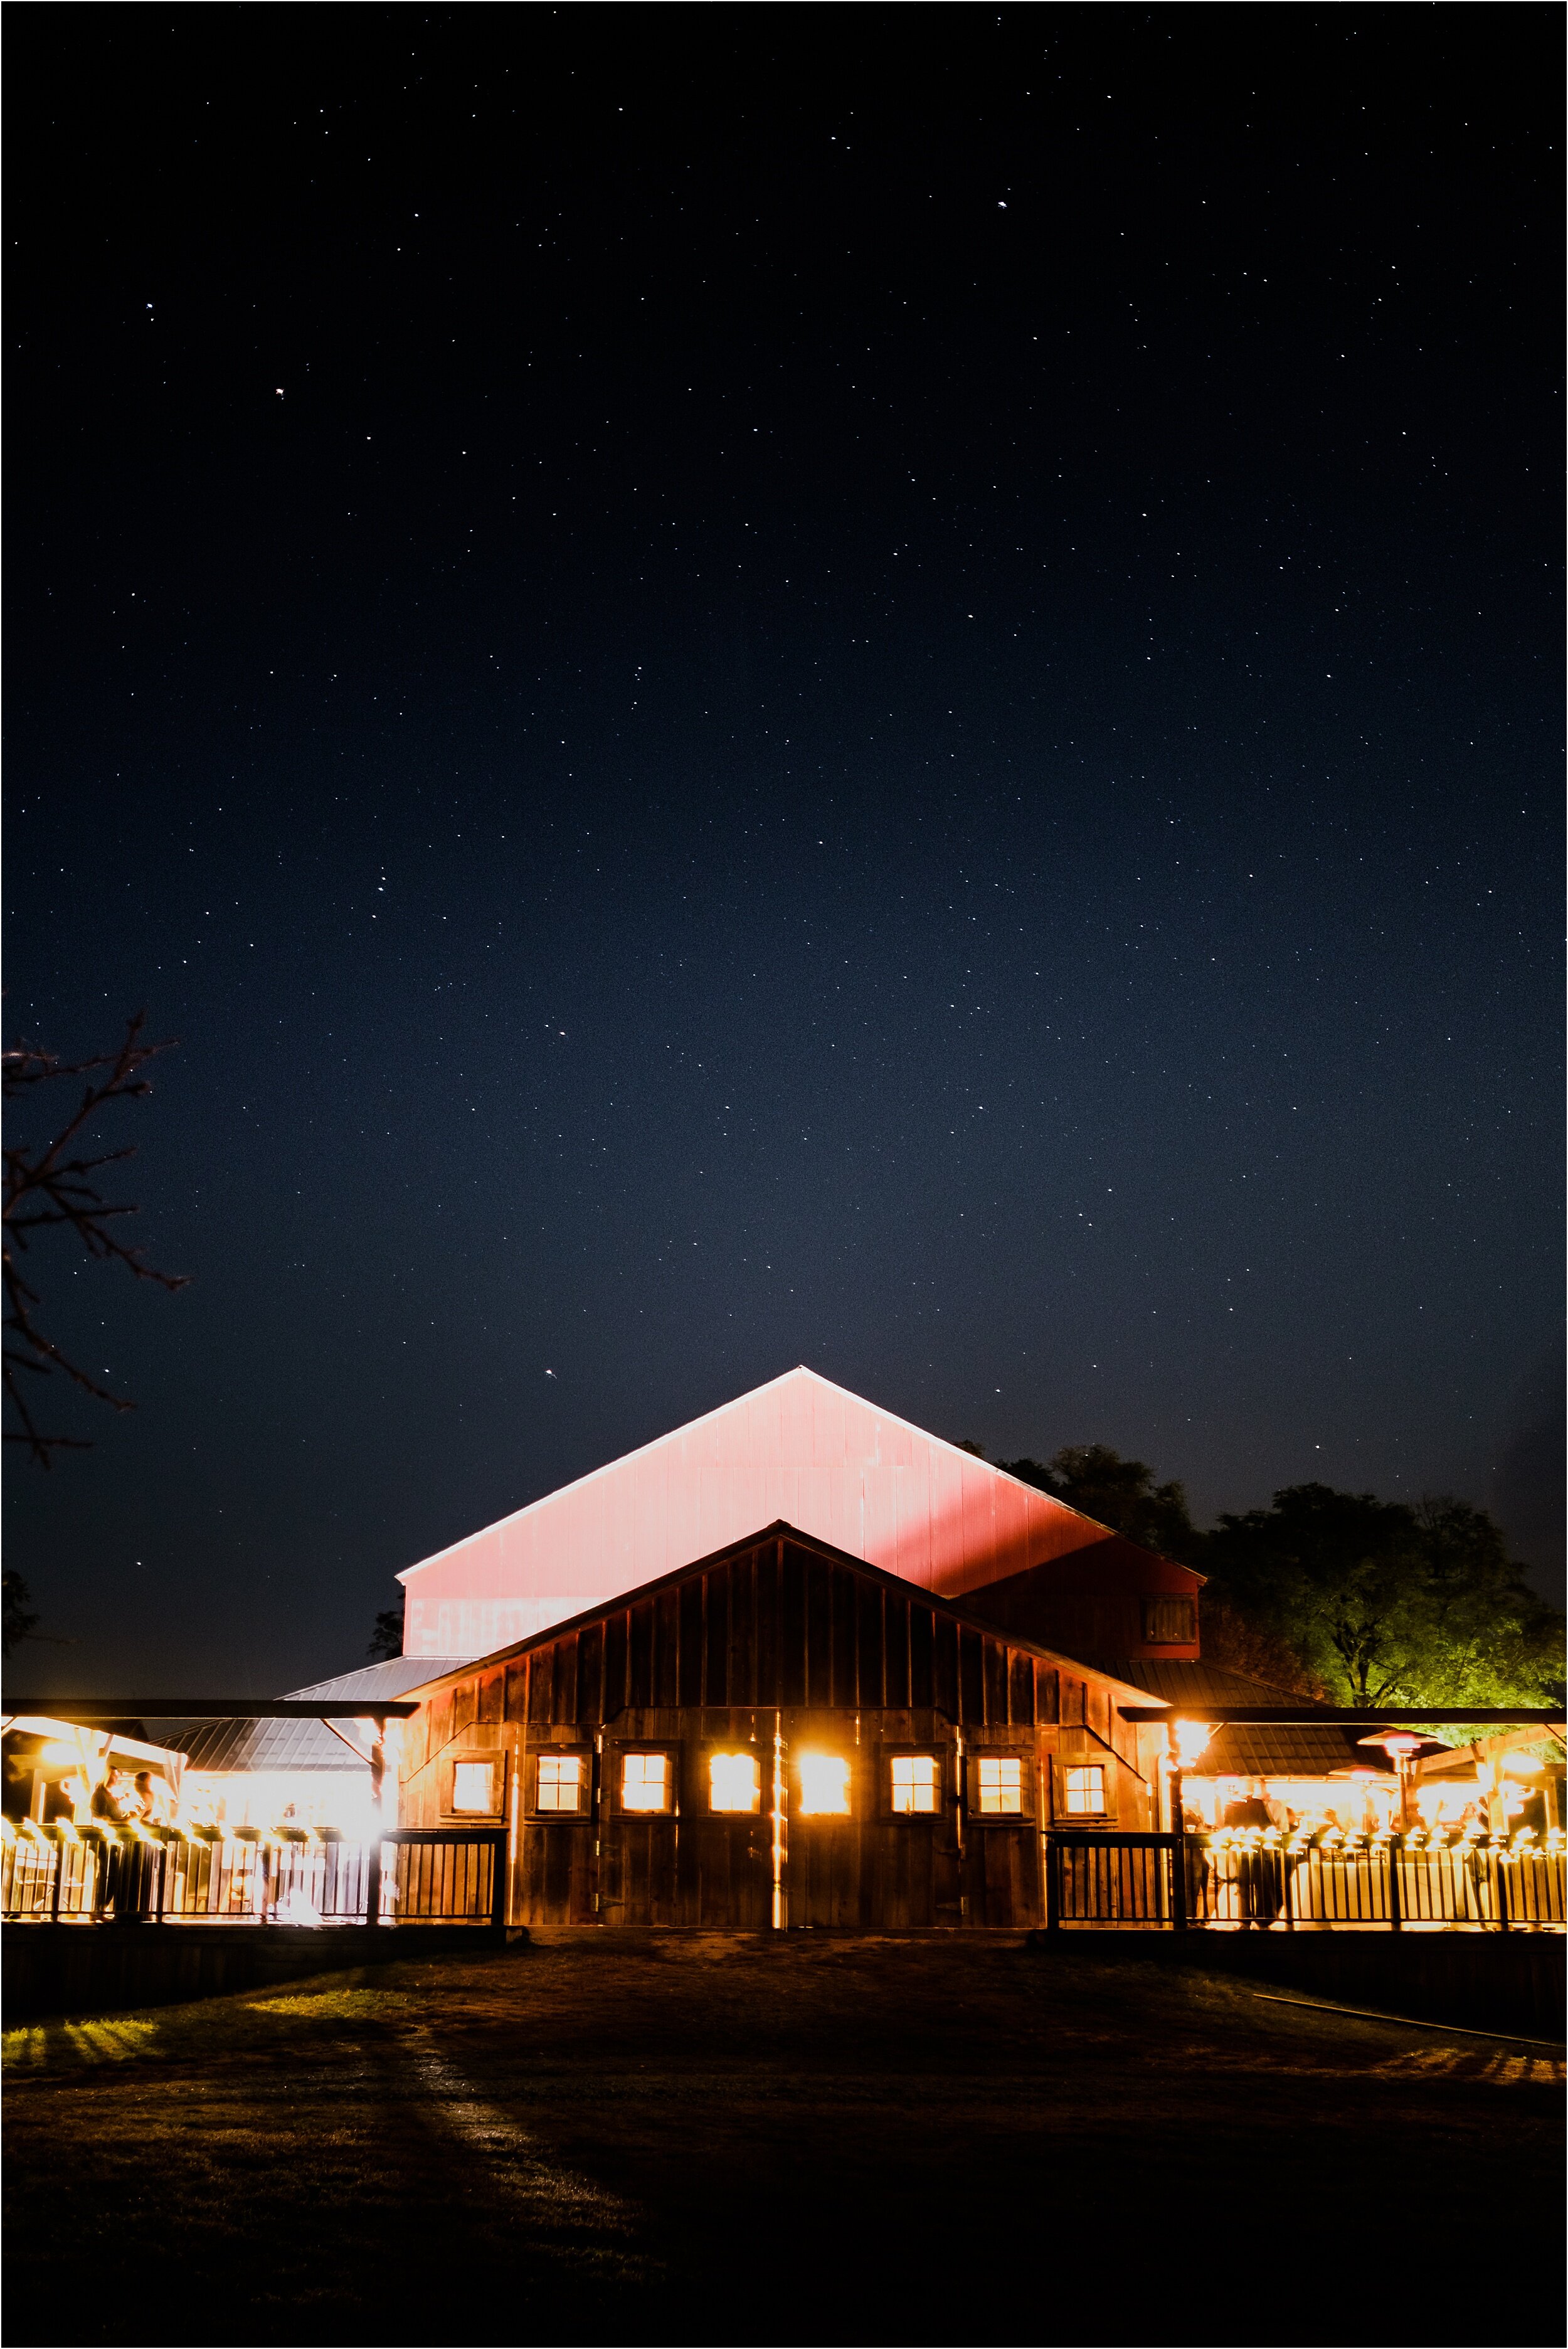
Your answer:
398,1365 -> 1189,1659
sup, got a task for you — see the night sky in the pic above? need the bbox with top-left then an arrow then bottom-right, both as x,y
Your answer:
7,8 -> 1562,1695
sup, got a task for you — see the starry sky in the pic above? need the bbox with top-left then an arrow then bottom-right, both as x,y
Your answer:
6,8 -> 1562,1695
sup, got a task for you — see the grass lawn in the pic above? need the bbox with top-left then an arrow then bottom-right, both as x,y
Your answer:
4,1932 -> 1562,2348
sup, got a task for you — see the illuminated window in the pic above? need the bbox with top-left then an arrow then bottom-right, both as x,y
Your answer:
795,1753 -> 850,1815
709,1751 -> 761,1813
975,1756 -> 1024,1814
536,1754 -> 585,1814
1063,1765 -> 1106,1816
1142,1598 -> 1195,1645
890,1754 -> 940,1814
620,1752 -> 670,1813
452,1761 -> 497,1815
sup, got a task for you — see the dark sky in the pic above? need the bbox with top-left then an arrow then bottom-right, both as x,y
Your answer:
7,7 -> 1562,1695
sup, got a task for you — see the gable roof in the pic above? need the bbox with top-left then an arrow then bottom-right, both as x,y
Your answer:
398,1364 -> 1193,1658
397,1517 -> 1166,1719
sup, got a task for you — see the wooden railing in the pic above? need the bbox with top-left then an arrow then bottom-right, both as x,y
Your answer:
1044,1828 -> 1567,1932
0,1823 -> 505,1931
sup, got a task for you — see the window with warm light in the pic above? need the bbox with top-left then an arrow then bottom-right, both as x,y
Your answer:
620,1752 -> 671,1812
795,1752 -> 850,1815
536,1754 -> 585,1814
1063,1765 -> 1106,1816
452,1761 -> 497,1815
975,1756 -> 1024,1815
709,1751 -> 761,1813
890,1754 -> 940,1814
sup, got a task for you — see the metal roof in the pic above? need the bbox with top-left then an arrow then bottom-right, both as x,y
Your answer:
283,1657 -> 470,1702
1099,1658 -> 1394,1778
166,1658 -> 463,1771
1195,1721 -> 1392,1779
1095,1659 -> 1297,1708
396,1364 -> 1198,1660
176,1717 -> 369,1773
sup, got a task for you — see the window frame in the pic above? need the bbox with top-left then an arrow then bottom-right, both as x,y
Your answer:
880,1744 -> 948,1821
607,1742 -> 680,1820
526,1744 -> 593,1822
1057,1760 -> 1113,1821
446,1751 -> 506,1820
964,1747 -> 1036,1821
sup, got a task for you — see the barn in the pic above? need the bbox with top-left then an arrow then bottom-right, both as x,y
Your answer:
395,1522 -> 1168,1931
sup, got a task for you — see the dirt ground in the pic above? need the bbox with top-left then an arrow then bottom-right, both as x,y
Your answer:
3,1931 -> 1562,2348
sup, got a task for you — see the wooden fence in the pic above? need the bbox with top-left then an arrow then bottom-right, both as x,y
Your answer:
0,1823 -> 504,1931
1044,1829 -> 1567,1932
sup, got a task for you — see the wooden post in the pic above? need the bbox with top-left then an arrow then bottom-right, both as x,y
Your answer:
771,1711 -> 786,1930
1385,1835 -> 1402,1933
1044,1832 -> 1061,1932
489,1828 -> 507,1934
1167,1725 -> 1188,1933
366,1716 -> 386,1929
506,1728 -> 521,1933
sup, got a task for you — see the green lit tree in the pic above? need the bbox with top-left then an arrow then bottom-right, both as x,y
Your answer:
1202,1484 -> 1565,1713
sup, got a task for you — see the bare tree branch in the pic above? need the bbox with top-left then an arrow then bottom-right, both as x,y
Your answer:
3,1011 -> 188,1465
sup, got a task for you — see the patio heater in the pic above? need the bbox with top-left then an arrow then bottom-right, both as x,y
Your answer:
1355,1730 -> 1431,1830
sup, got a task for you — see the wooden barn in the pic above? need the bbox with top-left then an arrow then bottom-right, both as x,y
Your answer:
396,1522 -> 1165,1931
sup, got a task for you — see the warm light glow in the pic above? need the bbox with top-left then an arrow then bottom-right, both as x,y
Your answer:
975,1756 -> 1024,1814
40,1742 -> 82,1768
1361,1732 -> 1425,1758
452,1761 -> 497,1815
795,1752 -> 850,1815
1173,1721 -> 1216,1768
1500,1752 -> 1544,1778
1063,1765 -> 1106,1816
536,1754 -> 585,1813
620,1752 -> 670,1812
890,1754 -> 940,1814
709,1751 -> 761,1813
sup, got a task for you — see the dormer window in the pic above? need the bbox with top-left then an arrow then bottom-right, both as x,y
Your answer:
1142,1597 -> 1195,1645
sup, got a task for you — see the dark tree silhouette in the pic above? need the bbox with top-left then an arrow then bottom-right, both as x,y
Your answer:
367,1599 -> 406,1662
3,1012 -> 188,1465
3,1570 -> 39,1658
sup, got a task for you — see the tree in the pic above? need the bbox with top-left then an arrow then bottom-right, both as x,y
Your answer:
4,1012 -> 187,1463
996,1442 -> 1204,1565
367,1599 -> 406,1662
1203,1483 -> 1565,1712
3,1570 -> 39,1658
